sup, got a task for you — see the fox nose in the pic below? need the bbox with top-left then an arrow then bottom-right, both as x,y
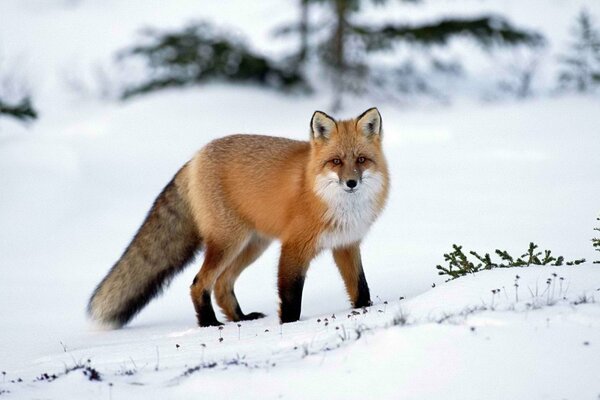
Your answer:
346,179 -> 357,189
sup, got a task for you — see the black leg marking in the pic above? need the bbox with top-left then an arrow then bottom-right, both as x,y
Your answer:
229,290 -> 266,321
196,291 -> 223,327
354,269 -> 371,308
279,276 -> 305,323
232,293 -> 245,320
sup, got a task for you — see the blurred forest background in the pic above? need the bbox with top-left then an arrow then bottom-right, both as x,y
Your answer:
2,0 -> 600,126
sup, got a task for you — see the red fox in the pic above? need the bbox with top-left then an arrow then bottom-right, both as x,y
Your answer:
88,108 -> 389,327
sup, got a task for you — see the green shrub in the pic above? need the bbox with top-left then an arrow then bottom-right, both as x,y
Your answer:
436,242 -> 586,281
593,217 -> 600,264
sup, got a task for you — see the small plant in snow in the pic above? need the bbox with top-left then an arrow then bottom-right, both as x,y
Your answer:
301,344 -> 310,358
200,343 -> 206,363
593,216 -> 600,264
490,288 -> 501,308
354,324 -> 370,340
35,373 -> 58,382
573,294 -> 596,305
436,242 -> 585,281
182,362 -> 217,377
154,346 -> 160,371
337,324 -> 350,342
435,306 -> 487,324
116,357 -> 138,376
391,310 -> 410,327
61,359 -> 102,382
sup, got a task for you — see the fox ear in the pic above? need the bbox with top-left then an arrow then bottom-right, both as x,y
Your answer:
356,107 -> 382,138
310,111 -> 336,141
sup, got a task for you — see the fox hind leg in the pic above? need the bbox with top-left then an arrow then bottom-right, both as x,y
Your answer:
214,234 -> 271,322
190,235 -> 249,327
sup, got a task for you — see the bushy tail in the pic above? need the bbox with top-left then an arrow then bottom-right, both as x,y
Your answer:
88,172 -> 201,328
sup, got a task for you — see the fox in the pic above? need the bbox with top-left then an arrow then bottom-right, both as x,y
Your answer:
88,107 -> 389,328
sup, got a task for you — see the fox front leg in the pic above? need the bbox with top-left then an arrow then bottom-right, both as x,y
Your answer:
332,244 -> 371,308
277,243 -> 312,323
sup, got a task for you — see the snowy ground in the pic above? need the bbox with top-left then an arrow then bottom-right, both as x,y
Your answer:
2,266 -> 599,399
1,1 -> 600,399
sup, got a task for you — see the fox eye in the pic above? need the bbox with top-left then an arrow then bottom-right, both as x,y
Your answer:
357,156 -> 366,164
332,158 -> 342,165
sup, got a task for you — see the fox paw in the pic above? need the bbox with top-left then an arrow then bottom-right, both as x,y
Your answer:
198,320 -> 225,328
197,318 -> 224,327
240,312 -> 266,321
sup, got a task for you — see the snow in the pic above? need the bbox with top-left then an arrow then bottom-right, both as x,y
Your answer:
1,1 -> 600,399
3,266 -> 599,399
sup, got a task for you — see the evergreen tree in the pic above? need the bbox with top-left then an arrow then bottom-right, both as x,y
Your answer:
273,0 -> 313,76
278,0 -> 544,109
557,10 -> 600,93
0,97 -> 37,123
0,62 -> 38,123
117,22 -> 308,100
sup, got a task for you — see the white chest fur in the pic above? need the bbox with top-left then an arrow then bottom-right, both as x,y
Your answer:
314,171 -> 384,249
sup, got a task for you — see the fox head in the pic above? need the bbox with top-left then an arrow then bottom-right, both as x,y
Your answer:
309,107 -> 386,191
309,108 -> 388,231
